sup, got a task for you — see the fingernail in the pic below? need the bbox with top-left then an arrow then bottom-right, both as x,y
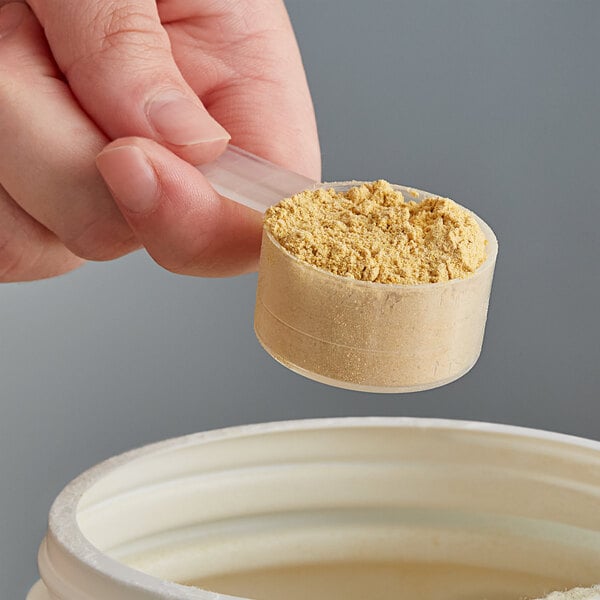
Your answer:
96,145 -> 159,214
147,91 -> 230,147
0,2 -> 27,39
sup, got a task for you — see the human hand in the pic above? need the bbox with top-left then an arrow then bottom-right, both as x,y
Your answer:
0,0 -> 320,282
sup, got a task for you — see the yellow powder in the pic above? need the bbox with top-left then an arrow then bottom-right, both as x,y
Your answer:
264,180 -> 487,285
255,180 -> 498,391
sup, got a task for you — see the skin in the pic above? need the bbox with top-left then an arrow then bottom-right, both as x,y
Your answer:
0,0 -> 321,282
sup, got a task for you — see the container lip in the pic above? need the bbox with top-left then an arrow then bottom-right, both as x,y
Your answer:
263,181 -> 498,290
45,417 -> 600,600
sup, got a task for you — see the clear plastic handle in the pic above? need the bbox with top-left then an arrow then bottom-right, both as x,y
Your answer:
196,145 -> 318,213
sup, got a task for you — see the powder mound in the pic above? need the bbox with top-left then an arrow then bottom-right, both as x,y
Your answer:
264,180 -> 487,285
535,586 -> 600,600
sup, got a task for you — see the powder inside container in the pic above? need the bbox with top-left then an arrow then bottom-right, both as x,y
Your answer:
264,180 -> 487,285
255,181 -> 497,393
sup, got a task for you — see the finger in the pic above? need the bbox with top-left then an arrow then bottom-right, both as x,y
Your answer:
0,184 -> 83,282
0,0 -> 25,9
28,0 -> 230,165
0,3 -> 138,260
96,138 -> 263,277
160,0 -> 321,180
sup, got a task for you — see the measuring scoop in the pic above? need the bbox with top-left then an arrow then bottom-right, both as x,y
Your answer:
197,144 -> 317,213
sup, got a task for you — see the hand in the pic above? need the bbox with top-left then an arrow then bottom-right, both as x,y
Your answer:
0,0 -> 320,282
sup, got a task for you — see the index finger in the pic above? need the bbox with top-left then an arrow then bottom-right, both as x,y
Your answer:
28,0 -> 230,165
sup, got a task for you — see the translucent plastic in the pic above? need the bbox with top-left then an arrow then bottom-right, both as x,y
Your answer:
255,183 -> 498,392
28,418 -> 600,600
196,145 -> 316,213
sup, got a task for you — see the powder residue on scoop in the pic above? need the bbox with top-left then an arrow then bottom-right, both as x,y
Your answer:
264,180 -> 487,285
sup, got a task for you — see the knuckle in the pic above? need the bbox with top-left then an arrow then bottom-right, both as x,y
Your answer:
0,235 -> 83,283
63,217 -> 139,261
155,248 -> 221,278
88,5 -> 168,60
150,248 -> 200,275
0,189 -> 27,281
62,4 -> 171,78
99,7 -> 167,53
0,230 -> 28,281
151,253 -> 190,275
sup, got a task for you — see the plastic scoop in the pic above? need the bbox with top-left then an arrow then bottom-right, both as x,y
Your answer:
199,148 -> 499,393
197,145 -> 317,213
254,182 -> 498,393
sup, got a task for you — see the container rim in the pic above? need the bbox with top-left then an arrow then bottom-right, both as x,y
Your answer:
43,417 -> 600,600
263,181 -> 499,290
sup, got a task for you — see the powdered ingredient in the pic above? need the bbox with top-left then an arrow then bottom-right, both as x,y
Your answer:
264,180 -> 487,284
255,181 -> 497,392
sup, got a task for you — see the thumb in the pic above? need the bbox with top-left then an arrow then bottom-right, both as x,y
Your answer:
28,0 -> 229,164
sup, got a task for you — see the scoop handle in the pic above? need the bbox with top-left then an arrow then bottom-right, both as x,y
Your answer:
196,145 -> 318,214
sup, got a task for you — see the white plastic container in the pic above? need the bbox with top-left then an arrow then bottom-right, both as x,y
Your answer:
28,418 -> 600,600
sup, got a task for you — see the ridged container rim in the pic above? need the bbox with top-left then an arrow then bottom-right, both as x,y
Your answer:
37,417 -> 600,600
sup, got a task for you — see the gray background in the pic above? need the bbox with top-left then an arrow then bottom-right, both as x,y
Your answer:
2,1 -> 599,597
